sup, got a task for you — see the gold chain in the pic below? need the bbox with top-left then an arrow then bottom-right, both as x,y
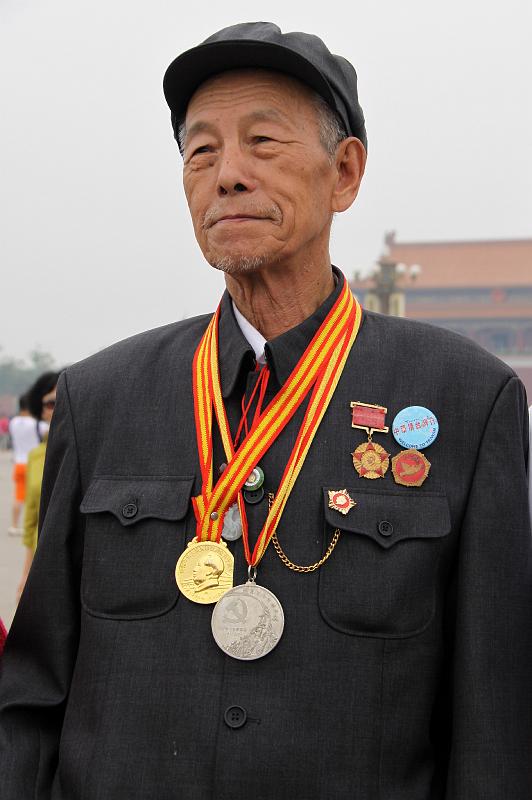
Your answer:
268,493 -> 341,573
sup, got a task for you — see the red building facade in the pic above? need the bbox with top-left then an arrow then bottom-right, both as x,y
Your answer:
352,236 -> 532,399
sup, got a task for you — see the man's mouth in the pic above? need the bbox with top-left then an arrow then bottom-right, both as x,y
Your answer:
202,204 -> 282,230
214,214 -> 266,225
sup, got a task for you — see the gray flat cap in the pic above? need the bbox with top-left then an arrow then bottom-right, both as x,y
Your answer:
163,22 -> 367,151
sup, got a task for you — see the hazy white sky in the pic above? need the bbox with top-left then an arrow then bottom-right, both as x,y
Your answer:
1,0 -> 531,365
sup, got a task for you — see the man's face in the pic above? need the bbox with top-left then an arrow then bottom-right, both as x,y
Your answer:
192,560 -> 210,585
182,69 -> 340,275
193,555 -> 222,586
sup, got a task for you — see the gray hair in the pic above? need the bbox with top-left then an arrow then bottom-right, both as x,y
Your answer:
177,120 -> 187,154
176,89 -> 347,160
312,92 -> 348,161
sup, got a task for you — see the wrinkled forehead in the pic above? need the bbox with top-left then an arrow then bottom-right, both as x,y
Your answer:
185,67 -> 318,123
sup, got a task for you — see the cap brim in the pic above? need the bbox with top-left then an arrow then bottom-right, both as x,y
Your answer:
163,39 -> 337,123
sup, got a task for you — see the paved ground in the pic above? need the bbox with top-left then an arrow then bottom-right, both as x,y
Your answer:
0,450 -> 25,628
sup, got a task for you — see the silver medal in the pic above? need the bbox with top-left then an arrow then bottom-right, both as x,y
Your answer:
221,503 -> 243,541
211,581 -> 284,660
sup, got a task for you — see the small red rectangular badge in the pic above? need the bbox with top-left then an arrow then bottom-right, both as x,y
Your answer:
351,402 -> 389,434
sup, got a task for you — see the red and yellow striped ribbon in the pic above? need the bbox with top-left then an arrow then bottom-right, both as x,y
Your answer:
191,273 -> 362,566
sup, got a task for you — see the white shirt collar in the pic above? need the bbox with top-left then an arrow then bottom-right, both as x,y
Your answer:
232,301 -> 267,365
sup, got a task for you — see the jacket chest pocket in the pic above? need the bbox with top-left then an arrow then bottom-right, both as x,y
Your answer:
318,487 -> 451,638
79,475 -> 194,619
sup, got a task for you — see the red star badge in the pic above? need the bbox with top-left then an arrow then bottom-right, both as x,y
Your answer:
352,441 -> 390,479
328,489 -> 356,515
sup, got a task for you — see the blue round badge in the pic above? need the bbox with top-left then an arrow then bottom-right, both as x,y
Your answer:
392,406 -> 439,450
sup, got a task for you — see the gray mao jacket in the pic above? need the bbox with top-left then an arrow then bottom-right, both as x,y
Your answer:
1,274 -> 531,799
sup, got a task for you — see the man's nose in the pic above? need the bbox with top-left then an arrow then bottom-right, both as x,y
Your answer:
217,149 -> 255,196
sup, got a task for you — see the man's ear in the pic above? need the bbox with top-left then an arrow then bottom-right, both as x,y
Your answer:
331,137 -> 367,213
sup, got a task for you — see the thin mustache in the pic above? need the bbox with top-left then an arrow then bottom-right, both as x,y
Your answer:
202,203 -> 282,230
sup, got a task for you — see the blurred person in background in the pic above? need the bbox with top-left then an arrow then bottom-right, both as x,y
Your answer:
7,393 -> 48,535
0,414 -> 9,450
16,371 -> 62,598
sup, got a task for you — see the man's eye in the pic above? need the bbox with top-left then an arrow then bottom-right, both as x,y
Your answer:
253,136 -> 274,144
191,145 -> 212,156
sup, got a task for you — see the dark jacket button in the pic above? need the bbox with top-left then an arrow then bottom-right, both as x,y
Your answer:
378,520 -> 393,537
224,705 -> 247,729
243,487 -> 264,505
122,502 -> 138,519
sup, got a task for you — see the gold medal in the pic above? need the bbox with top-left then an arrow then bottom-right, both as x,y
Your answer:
352,441 -> 390,479
175,539 -> 234,604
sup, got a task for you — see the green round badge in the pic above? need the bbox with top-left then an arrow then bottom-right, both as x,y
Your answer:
244,466 -> 265,491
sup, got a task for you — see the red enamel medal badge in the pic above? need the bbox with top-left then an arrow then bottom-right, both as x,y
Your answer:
391,449 -> 431,487
352,441 -> 390,479
350,401 -> 390,479
351,401 -> 389,436
328,489 -> 356,515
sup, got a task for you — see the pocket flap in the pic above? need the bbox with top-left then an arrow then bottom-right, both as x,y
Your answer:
323,486 -> 450,549
80,475 -> 195,526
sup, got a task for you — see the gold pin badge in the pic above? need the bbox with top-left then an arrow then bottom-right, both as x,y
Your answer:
328,489 -> 356,515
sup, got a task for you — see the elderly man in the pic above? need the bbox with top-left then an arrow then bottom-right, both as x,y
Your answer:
1,22 -> 531,800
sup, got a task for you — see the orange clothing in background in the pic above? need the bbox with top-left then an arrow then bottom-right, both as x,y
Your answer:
12,463 -> 27,503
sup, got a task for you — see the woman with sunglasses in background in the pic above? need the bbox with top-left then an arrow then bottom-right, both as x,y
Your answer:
17,370 -> 63,600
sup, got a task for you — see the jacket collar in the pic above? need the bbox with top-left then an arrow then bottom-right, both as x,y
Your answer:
218,266 -> 345,398
218,294 -> 256,399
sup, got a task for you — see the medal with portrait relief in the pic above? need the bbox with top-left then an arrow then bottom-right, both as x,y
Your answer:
175,539 -> 234,604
